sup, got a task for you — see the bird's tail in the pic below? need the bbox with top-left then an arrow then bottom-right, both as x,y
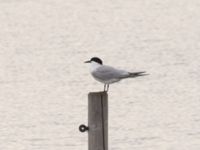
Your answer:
128,71 -> 148,78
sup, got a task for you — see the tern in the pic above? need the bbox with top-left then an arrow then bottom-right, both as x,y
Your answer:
85,57 -> 147,91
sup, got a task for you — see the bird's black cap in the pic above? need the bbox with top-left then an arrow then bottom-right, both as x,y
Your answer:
84,57 -> 103,65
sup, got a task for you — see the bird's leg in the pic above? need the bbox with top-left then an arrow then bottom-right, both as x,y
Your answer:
104,84 -> 106,91
107,84 -> 109,92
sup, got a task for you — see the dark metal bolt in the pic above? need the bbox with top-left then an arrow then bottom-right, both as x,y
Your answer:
79,124 -> 89,132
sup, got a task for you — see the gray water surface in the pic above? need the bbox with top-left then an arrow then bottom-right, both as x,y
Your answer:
0,0 -> 200,150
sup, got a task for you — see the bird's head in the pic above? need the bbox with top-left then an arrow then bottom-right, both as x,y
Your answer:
84,57 -> 103,65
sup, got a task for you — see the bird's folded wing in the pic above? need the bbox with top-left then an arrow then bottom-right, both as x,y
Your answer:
92,65 -> 129,80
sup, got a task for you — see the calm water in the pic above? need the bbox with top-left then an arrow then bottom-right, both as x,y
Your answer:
0,0 -> 200,150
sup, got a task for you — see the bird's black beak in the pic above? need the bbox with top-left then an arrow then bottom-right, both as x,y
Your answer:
84,60 -> 91,63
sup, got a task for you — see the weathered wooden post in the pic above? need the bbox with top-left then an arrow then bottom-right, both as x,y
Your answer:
88,91 -> 108,150
79,91 -> 108,150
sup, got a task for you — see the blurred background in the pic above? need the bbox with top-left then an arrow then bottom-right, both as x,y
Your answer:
0,0 -> 200,150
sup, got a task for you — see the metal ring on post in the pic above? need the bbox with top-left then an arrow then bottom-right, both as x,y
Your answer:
79,124 -> 89,132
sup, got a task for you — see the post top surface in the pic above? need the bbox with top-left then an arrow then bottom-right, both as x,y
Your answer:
88,91 -> 107,96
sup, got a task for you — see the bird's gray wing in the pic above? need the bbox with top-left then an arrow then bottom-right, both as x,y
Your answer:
92,65 -> 129,80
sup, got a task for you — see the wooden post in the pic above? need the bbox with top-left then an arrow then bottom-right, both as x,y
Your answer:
88,91 -> 108,150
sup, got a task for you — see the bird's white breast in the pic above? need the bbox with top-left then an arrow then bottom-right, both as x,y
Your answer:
89,61 -> 101,73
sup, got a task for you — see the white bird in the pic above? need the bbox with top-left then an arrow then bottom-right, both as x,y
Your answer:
85,57 -> 147,91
